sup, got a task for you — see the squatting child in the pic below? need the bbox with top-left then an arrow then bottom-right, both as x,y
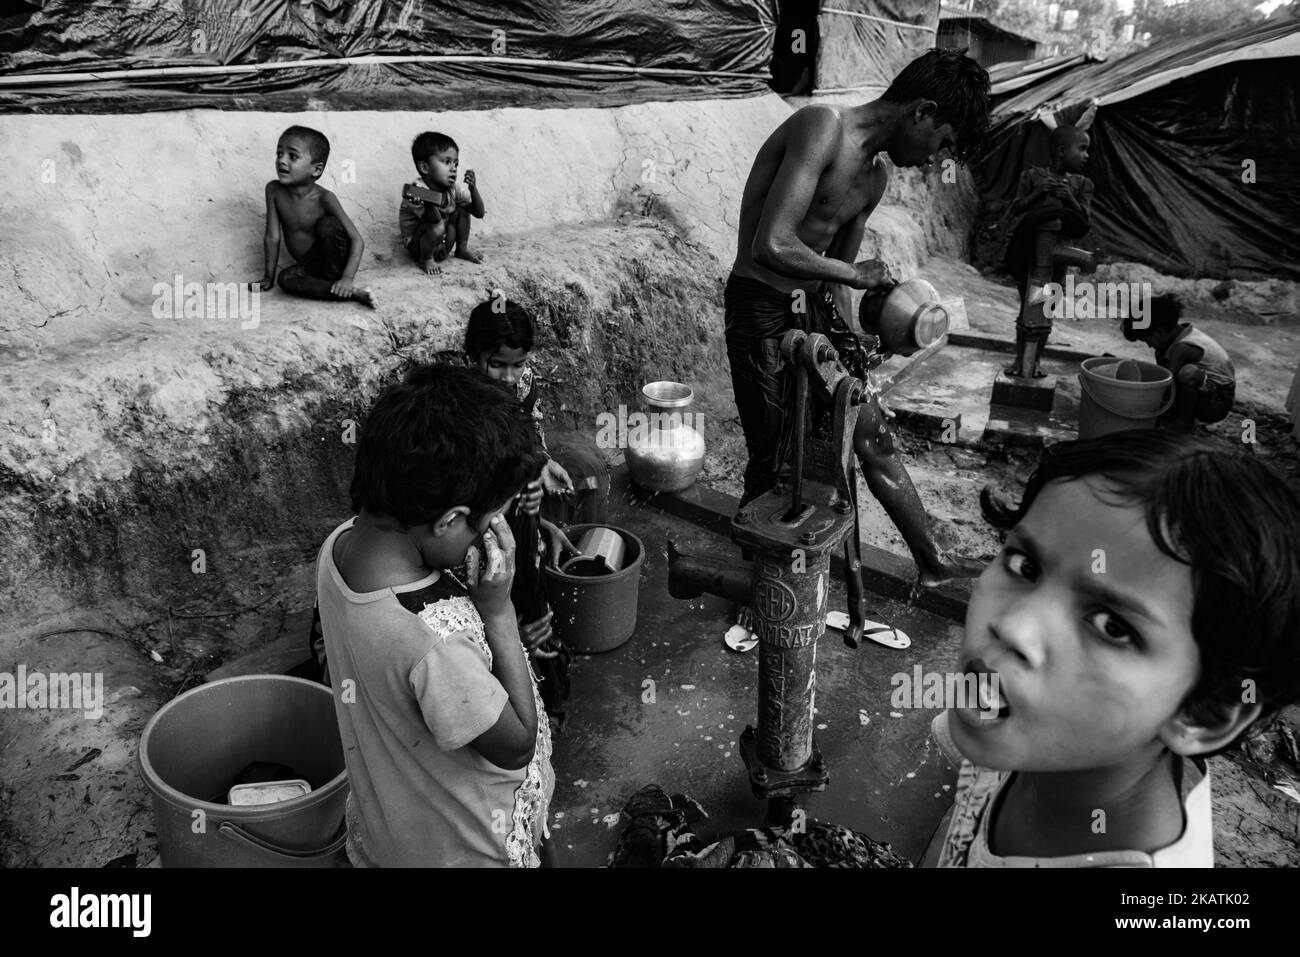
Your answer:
1003,124 -> 1094,377
1123,294 -> 1236,432
316,364 -> 554,867
400,131 -> 486,274
258,125 -> 374,307
925,430 -> 1300,866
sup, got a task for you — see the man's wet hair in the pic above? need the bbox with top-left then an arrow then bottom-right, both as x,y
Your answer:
1048,124 -> 1089,158
882,48 -> 991,163
349,364 -> 544,528
281,126 -> 330,168
983,430 -> 1300,743
412,131 -> 460,167
1123,293 -> 1182,340
464,297 -> 535,361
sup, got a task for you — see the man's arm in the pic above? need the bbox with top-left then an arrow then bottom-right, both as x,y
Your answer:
823,194 -> 878,325
320,190 -> 365,282
751,108 -> 875,289
261,181 -> 281,289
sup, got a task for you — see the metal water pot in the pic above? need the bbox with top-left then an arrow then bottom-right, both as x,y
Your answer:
625,381 -> 706,493
857,278 -> 950,356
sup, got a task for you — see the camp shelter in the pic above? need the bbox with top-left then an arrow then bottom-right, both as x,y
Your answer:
974,16 -> 1300,281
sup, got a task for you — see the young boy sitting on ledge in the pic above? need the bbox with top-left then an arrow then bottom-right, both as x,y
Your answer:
400,131 -> 486,274
258,125 -> 374,308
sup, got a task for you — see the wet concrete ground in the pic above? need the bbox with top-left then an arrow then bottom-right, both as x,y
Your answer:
547,496 -> 964,867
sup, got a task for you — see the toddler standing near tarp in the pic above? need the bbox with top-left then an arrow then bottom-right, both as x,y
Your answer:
924,431 -> 1300,866
258,126 -> 375,308
1002,124 -> 1094,377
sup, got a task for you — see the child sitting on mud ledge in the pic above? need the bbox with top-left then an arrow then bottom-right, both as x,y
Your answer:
926,430 -> 1300,866
315,364 -> 554,867
258,125 -> 375,307
400,131 -> 486,273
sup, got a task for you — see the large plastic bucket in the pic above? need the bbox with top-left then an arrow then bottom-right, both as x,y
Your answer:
543,524 -> 644,653
1077,356 -> 1175,439
138,675 -> 348,867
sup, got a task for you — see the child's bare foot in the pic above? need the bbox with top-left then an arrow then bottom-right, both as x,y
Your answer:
419,257 -> 441,275
353,287 -> 376,309
1032,367 -> 1047,379
455,246 -> 484,264
917,553 -> 986,588
1004,363 -> 1022,377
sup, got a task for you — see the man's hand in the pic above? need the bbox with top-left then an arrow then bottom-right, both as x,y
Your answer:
849,259 -> 895,291
466,515 -> 517,620
331,279 -> 355,299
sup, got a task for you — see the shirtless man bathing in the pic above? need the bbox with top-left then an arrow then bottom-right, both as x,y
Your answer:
727,49 -> 990,587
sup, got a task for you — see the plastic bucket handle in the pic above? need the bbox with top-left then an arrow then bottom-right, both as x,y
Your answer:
217,820 -> 347,862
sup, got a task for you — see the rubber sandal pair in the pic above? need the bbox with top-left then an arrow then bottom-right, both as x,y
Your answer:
723,613 -> 910,651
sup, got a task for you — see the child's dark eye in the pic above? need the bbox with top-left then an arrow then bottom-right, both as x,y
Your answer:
1002,548 -> 1038,581
1086,610 -> 1140,647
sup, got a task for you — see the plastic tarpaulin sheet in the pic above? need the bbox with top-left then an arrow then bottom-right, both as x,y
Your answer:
814,0 -> 938,92
975,19 -> 1300,281
0,0 -> 778,113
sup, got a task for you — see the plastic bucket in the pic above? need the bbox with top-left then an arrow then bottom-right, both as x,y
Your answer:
1077,356 -> 1175,439
138,675 -> 348,867
543,524 -> 644,653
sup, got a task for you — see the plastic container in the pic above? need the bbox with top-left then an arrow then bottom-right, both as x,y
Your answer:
1077,356 -> 1174,438
543,524 -> 644,653
138,675 -> 348,867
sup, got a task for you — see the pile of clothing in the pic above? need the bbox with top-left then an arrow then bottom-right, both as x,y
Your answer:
607,784 -> 913,869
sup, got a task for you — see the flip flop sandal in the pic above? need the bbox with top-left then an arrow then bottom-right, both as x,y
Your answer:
824,611 -> 911,649
723,623 -> 759,653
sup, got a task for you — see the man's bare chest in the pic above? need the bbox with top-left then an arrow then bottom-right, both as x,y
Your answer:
809,157 -> 883,224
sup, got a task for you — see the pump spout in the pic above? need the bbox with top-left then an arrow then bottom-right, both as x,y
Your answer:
666,535 -> 753,605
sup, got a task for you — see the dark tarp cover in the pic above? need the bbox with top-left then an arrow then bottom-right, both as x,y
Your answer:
0,0 -> 778,113
975,18 -> 1300,281
815,0 -> 938,92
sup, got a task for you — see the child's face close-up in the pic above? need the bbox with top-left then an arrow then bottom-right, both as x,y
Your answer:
951,476 -> 1201,774
276,136 -> 321,186
419,148 -> 459,189
477,346 -> 529,388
